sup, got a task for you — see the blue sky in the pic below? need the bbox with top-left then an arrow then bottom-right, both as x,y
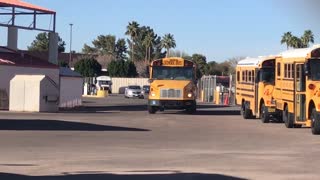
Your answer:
0,0 -> 319,61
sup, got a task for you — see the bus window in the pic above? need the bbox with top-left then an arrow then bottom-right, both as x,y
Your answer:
237,71 -> 239,82
152,67 -> 194,80
309,59 -> 320,80
284,64 -> 288,78
242,71 -> 245,81
260,68 -> 275,84
277,63 -> 281,77
251,70 -> 255,82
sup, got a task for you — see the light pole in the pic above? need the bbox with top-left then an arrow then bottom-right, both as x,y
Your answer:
69,23 -> 73,63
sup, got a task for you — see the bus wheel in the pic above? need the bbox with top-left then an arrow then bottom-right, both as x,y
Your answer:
242,102 -> 252,119
311,108 -> 320,135
186,104 -> 197,114
283,106 -> 294,128
260,103 -> 270,123
148,106 -> 157,114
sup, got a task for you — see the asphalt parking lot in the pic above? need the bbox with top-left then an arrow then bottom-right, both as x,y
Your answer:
1,95 -> 320,180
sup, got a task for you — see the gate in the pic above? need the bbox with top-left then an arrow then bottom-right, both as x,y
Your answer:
198,75 -> 234,105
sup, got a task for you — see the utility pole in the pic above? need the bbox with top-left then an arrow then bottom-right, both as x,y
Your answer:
69,23 -> 73,63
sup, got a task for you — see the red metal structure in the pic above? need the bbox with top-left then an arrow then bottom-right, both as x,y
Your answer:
0,0 -> 56,32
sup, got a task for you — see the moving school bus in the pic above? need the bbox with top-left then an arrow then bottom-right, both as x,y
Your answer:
236,56 -> 280,123
148,57 -> 197,114
273,45 -> 320,134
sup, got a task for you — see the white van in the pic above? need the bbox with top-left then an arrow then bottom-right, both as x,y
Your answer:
96,76 -> 112,93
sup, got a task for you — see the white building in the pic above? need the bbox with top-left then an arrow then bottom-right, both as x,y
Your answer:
0,47 -> 59,110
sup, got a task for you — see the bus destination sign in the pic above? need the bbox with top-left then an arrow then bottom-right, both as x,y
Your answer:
162,58 -> 184,66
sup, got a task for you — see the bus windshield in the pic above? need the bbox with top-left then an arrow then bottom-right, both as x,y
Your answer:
310,59 -> 320,80
152,67 -> 193,80
260,68 -> 275,83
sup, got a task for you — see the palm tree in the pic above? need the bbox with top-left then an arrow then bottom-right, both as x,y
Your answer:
301,30 -> 314,48
161,33 -> 176,57
291,36 -> 303,48
142,31 -> 154,64
125,21 -> 140,62
281,32 -> 293,49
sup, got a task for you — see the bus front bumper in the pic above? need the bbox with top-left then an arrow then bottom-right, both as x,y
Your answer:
148,99 -> 195,109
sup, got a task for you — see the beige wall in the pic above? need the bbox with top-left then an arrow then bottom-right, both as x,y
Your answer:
111,77 -> 149,94
0,65 -> 59,109
60,77 -> 83,108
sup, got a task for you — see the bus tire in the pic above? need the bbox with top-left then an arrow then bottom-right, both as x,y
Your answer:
148,106 -> 157,114
186,102 -> 197,114
242,102 -> 252,119
311,108 -> 320,135
260,103 -> 270,123
283,106 -> 294,128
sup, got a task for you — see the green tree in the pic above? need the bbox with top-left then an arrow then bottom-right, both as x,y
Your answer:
281,32 -> 293,50
58,60 -> 69,68
125,21 -> 140,62
108,60 -> 137,77
161,33 -> 176,57
74,57 -> 101,77
291,36 -> 303,48
142,31 -> 154,63
301,30 -> 314,48
82,44 -> 97,54
281,30 -> 315,49
28,32 -> 66,53
126,60 -> 138,77
126,24 -> 165,77
115,38 -> 127,60
191,54 -> 208,78
83,35 -> 117,56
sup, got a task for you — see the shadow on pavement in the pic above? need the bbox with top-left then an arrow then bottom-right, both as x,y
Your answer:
193,110 -> 240,116
0,172 -> 247,180
0,119 -> 149,131
197,104 -> 233,109
66,105 -> 148,113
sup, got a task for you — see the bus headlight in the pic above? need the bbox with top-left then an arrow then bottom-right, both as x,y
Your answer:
187,93 -> 192,98
151,92 -> 156,97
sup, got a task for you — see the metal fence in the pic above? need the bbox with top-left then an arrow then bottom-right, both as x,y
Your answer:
198,75 -> 234,105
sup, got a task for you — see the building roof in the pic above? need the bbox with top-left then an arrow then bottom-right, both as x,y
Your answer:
0,0 -> 54,13
280,44 -> 320,58
59,67 -> 82,78
0,47 -> 58,69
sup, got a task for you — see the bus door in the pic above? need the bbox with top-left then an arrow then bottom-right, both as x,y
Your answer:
294,63 -> 306,122
254,68 -> 259,115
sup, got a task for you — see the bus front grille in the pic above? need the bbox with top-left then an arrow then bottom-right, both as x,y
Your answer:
160,89 -> 182,98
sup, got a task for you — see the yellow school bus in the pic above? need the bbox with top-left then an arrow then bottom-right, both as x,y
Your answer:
236,56 -> 280,123
148,57 -> 197,114
273,45 -> 320,134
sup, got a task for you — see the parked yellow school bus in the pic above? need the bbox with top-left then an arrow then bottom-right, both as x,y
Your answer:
236,56 -> 280,123
148,57 -> 197,114
273,45 -> 320,134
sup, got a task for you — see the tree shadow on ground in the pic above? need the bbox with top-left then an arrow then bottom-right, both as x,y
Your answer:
0,119 -> 149,131
0,172 -> 247,180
